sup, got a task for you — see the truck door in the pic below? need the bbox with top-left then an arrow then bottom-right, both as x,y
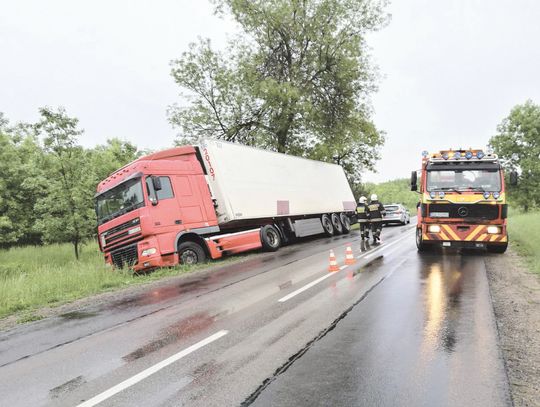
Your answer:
172,175 -> 207,227
145,176 -> 182,229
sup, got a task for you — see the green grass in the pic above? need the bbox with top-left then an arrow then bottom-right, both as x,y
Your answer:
508,211 -> 540,275
0,242 -> 243,320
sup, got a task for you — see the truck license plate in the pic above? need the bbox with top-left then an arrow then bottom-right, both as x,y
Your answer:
442,242 -> 451,247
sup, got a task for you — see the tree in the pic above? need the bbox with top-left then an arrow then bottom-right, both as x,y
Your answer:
489,100 -> 540,211
169,0 -> 387,182
33,107 -> 96,259
89,138 -> 141,182
0,115 -> 44,246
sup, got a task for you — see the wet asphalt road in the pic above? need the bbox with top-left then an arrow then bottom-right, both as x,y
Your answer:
0,220 -> 511,407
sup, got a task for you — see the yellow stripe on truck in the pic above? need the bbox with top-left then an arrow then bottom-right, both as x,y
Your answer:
477,233 -> 487,241
442,225 -> 460,241
465,225 -> 484,241
439,231 -> 450,241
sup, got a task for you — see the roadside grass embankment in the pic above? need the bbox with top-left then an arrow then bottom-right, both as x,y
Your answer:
0,243 -> 241,322
508,211 -> 540,275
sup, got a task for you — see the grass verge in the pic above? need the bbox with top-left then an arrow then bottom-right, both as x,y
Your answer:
508,211 -> 540,275
0,242 -> 245,321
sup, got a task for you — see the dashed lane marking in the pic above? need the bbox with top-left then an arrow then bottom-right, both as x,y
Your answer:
76,330 -> 229,407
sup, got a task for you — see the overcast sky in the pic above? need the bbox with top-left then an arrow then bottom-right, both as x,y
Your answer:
1,0 -> 539,182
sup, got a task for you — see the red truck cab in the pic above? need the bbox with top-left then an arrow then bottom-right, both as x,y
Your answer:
96,146 -> 225,270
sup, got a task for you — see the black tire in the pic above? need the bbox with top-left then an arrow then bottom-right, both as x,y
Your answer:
487,243 -> 507,254
321,214 -> 334,236
331,213 -> 343,235
416,228 -> 427,252
260,225 -> 281,252
178,241 -> 207,265
340,213 -> 351,234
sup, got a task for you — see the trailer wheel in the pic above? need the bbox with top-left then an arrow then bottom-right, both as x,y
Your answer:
340,213 -> 352,234
321,214 -> 334,236
331,213 -> 343,235
487,243 -> 508,254
178,241 -> 207,265
261,225 -> 281,252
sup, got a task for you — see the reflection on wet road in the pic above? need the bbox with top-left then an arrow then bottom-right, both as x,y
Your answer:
253,249 -> 510,407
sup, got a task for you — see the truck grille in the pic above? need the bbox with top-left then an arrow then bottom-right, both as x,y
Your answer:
102,218 -> 141,250
427,203 -> 499,220
110,244 -> 139,268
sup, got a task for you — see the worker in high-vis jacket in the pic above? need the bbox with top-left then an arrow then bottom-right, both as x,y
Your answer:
368,194 -> 386,243
356,196 -> 370,240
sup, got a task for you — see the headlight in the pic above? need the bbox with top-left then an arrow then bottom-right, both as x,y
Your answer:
128,226 -> 141,235
141,248 -> 157,256
428,225 -> 441,233
439,191 -> 445,198
430,191 -> 436,199
493,192 -> 500,199
487,226 -> 501,234
483,192 -> 491,199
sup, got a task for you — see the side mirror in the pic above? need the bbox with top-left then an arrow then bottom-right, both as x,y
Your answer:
509,171 -> 518,186
410,171 -> 418,191
152,176 -> 162,191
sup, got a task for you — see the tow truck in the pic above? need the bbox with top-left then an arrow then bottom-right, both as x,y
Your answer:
411,149 -> 517,253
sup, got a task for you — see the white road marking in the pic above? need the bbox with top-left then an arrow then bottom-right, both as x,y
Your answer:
278,273 -> 334,303
76,330 -> 229,407
363,231 -> 414,260
339,265 -> 347,270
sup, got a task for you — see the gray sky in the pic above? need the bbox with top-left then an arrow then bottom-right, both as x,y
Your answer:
1,0 -> 539,182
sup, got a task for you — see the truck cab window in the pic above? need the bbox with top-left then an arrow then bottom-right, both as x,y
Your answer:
146,176 -> 174,201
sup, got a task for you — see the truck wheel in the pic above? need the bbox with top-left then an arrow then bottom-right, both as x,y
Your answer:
331,213 -> 343,235
416,228 -> 427,252
260,225 -> 281,252
178,241 -> 207,265
321,214 -> 334,236
487,243 -> 508,254
340,213 -> 351,234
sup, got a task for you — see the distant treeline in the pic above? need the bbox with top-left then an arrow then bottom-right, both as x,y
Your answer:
0,108 -> 141,258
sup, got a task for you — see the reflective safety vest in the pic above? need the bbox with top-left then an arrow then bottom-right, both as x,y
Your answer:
356,204 -> 369,222
368,201 -> 386,222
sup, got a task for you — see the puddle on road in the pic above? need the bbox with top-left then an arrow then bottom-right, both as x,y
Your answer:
122,311 -> 221,362
59,311 -> 98,320
49,375 -> 85,399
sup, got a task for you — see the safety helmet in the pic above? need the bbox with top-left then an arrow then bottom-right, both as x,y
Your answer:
359,196 -> 367,204
371,194 -> 378,201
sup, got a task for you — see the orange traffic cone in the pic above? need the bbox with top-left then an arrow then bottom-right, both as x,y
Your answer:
345,244 -> 356,265
328,250 -> 339,272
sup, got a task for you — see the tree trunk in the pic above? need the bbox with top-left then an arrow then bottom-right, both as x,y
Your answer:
74,239 -> 80,260
276,111 -> 295,153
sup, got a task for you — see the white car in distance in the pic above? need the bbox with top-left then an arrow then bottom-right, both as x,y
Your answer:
383,203 -> 411,226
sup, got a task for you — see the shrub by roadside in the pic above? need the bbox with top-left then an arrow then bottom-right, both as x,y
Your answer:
507,211 -> 540,274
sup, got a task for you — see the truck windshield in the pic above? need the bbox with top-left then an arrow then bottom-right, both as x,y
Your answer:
426,169 -> 501,192
96,178 -> 145,224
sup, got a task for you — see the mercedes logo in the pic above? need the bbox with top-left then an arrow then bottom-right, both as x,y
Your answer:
458,206 -> 469,217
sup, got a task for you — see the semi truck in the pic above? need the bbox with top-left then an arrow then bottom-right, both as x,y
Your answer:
95,139 -> 357,271
411,149 -> 517,253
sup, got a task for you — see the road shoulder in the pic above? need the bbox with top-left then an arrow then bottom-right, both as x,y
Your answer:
485,249 -> 540,407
